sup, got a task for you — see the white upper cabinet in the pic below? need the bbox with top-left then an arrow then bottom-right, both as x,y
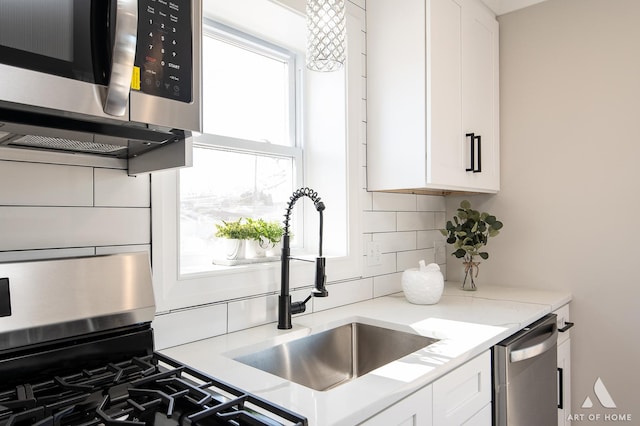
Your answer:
367,0 -> 500,194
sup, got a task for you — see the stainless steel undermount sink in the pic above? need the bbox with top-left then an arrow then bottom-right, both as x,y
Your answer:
233,321 -> 439,391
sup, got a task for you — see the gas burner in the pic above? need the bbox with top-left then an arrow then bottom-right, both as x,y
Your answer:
0,353 -> 306,426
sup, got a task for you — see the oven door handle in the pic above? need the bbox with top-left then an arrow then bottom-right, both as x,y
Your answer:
104,0 -> 138,117
509,328 -> 558,363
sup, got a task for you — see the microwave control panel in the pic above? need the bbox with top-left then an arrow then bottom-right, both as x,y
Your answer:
134,0 -> 193,103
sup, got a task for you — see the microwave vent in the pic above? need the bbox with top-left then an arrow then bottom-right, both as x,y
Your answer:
10,135 -> 127,154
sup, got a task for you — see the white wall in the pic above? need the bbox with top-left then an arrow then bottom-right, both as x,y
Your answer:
447,0 -> 640,421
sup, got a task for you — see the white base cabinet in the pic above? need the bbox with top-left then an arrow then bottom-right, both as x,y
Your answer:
360,385 -> 433,426
367,0 -> 499,194
555,304 -> 573,425
360,351 -> 491,426
433,350 -> 492,425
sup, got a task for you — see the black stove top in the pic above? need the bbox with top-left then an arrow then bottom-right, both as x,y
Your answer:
0,352 -> 306,426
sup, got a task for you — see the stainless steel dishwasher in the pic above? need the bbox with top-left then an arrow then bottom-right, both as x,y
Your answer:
493,314 -> 558,426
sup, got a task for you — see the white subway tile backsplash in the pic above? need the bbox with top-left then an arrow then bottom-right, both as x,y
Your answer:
373,231 -> 416,253
0,206 -> 150,251
363,211 -> 396,233
397,248 -> 436,272
0,160 -> 93,206
153,304 -> 227,350
228,294 -> 278,333
417,195 -> 446,212
372,192 -> 416,211
416,230 -> 445,250
373,272 -> 403,297
313,278 -> 373,312
397,211 -> 435,231
435,240 -> 447,265
363,252 -> 396,277
94,168 -> 150,207
435,211 -> 446,229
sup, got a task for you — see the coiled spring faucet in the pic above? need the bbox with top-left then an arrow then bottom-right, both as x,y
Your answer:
278,187 -> 329,329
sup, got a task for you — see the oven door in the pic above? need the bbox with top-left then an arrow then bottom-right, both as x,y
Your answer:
0,0 -> 136,120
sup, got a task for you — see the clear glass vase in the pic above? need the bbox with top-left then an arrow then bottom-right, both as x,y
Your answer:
462,255 -> 480,291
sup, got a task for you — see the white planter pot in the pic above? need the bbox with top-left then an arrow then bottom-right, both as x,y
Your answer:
223,239 -> 245,260
245,239 -> 266,258
265,240 -> 281,258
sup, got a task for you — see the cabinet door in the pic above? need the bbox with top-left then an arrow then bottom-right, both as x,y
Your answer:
461,0 -> 500,191
463,403 -> 492,426
557,336 -> 572,425
433,351 -> 492,425
428,0 -> 466,189
367,0 -> 499,193
366,0 -> 428,191
360,385 -> 433,426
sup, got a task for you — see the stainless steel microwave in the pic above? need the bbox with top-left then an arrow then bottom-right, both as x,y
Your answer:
0,0 -> 202,174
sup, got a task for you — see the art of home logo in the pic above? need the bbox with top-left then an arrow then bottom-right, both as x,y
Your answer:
568,377 -> 632,423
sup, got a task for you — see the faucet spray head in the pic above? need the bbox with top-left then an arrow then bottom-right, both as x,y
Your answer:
313,257 -> 328,297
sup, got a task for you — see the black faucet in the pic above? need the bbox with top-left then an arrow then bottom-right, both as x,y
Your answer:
278,187 -> 329,329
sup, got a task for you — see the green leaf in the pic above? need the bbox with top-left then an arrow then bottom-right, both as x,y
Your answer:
488,229 -> 500,238
460,200 -> 471,209
447,236 -> 456,244
479,252 -> 489,260
453,248 -> 467,258
485,215 -> 496,225
440,229 -> 448,237
492,221 -> 504,230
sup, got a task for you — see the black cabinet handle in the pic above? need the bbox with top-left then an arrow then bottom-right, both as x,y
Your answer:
475,134 -> 482,173
558,367 -> 564,409
558,321 -> 574,332
465,133 -> 482,173
465,133 -> 475,172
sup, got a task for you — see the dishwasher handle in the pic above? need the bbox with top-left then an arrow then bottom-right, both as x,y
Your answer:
510,327 -> 558,363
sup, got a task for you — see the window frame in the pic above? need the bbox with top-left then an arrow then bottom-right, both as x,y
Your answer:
201,19 -> 299,148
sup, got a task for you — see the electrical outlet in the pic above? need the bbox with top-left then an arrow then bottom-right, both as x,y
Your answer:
366,241 -> 382,266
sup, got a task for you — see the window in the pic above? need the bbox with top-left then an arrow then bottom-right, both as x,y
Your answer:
151,0 -> 364,313
179,22 -> 302,274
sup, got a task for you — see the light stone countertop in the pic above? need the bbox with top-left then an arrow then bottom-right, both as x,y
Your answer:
159,282 -> 571,426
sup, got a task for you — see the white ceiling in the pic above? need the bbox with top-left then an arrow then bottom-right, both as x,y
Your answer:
480,0 -> 549,15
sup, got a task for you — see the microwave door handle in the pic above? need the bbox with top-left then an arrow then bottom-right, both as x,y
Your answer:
104,0 -> 138,117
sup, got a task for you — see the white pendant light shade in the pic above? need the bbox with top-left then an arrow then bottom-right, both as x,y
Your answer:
306,0 -> 346,72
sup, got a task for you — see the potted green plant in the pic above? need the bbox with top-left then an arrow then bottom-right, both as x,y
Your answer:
215,218 -> 285,260
440,200 -> 503,290
247,218 -> 285,258
215,218 -> 251,260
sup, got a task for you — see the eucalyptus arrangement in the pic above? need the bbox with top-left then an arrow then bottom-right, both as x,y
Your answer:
440,200 -> 503,290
